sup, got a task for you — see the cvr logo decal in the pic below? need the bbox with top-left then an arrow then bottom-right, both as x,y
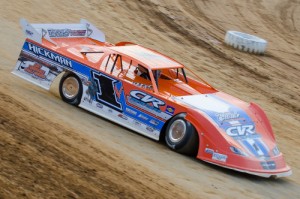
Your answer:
130,90 -> 165,109
226,125 -> 255,137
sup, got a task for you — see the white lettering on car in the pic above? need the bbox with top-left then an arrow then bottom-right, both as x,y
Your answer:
226,125 -> 255,137
130,90 -> 165,109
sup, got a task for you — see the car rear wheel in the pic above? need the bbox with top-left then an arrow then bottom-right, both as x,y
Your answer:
165,114 -> 198,156
59,73 -> 83,106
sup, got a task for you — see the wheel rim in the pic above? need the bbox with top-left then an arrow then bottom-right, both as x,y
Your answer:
62,77 -> 80,99
169,119 -> 186,143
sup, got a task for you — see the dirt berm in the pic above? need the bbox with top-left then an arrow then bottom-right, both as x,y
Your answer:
1,0 -> 300,198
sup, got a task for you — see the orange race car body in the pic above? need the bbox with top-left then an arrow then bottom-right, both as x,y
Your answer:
13,19 -> 291,178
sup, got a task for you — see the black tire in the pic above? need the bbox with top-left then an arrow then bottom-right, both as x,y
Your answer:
59,72 -> 83,106
165,113 -> 199,156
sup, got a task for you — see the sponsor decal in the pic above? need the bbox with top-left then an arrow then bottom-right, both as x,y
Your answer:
24,63 -> 48,79
81,78 -> 90,86
205,148 -> 214,154
47,29 -> 87,37
261,161 -> 276,170
138,114 -> 148,121
205,148 -> 227,162
85,77 -> 98,104
230,146 -> 247,156
226,125 -> 256,138
149,119 -> 159,126
125,107 -> 137,116
48,29 -> 69,37
96,103 -> 103,109
134,121 -> 141,126
226,125 -> 261,142
118,114 -> 128,120
130,90 -> 165,109
70,30 -> 87,37
27,43 -> 72,68
25,29 -> 33,36
133,82 -> 152,89
15,52 -> 64,90
146,126 -> 154,132
127,91 -> 171,120
212,152 -> 228,162
165,105 -> 175,115
18,51 -> 63,74
128,96 -> 159,115
228,120 -> 241,126
216,112 -> 240,122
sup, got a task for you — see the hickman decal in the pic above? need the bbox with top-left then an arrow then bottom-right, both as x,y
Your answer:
27,43 -> 72,68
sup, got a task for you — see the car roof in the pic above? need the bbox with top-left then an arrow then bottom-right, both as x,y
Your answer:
109,45 -> 183,70
42,38 -> 183,70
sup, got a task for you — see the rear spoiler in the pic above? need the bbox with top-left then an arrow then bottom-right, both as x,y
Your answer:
20,18 -> 105,45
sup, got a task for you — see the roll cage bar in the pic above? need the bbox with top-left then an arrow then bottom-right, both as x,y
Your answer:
81,49 -> 202,94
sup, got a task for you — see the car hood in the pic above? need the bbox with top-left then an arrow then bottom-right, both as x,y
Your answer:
175,92 -> 275,158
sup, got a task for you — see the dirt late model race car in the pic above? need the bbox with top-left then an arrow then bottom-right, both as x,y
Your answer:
13,19 -> 291,178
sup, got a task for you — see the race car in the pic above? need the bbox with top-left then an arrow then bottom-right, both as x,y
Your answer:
13,19 -> 292,178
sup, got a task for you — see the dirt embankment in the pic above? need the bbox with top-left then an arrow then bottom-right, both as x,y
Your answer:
1,0 -> 300,198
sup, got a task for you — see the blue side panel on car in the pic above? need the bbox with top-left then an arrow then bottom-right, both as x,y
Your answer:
22,41 -> 166,132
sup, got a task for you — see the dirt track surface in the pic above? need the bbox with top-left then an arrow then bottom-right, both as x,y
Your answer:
1,0 -> 300,198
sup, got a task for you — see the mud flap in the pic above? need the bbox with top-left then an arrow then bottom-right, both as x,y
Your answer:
12,43 -> 64,90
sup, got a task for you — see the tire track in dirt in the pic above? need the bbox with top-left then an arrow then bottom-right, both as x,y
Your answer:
278,0 -> 299,32
0,91 -> 189,198
254,0 -> 299,46
137,0 -> 270,80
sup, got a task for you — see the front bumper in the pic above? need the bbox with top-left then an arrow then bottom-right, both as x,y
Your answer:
203,159 -> 292,178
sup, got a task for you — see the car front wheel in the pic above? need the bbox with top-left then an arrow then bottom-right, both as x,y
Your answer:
165,113 -> 199,156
